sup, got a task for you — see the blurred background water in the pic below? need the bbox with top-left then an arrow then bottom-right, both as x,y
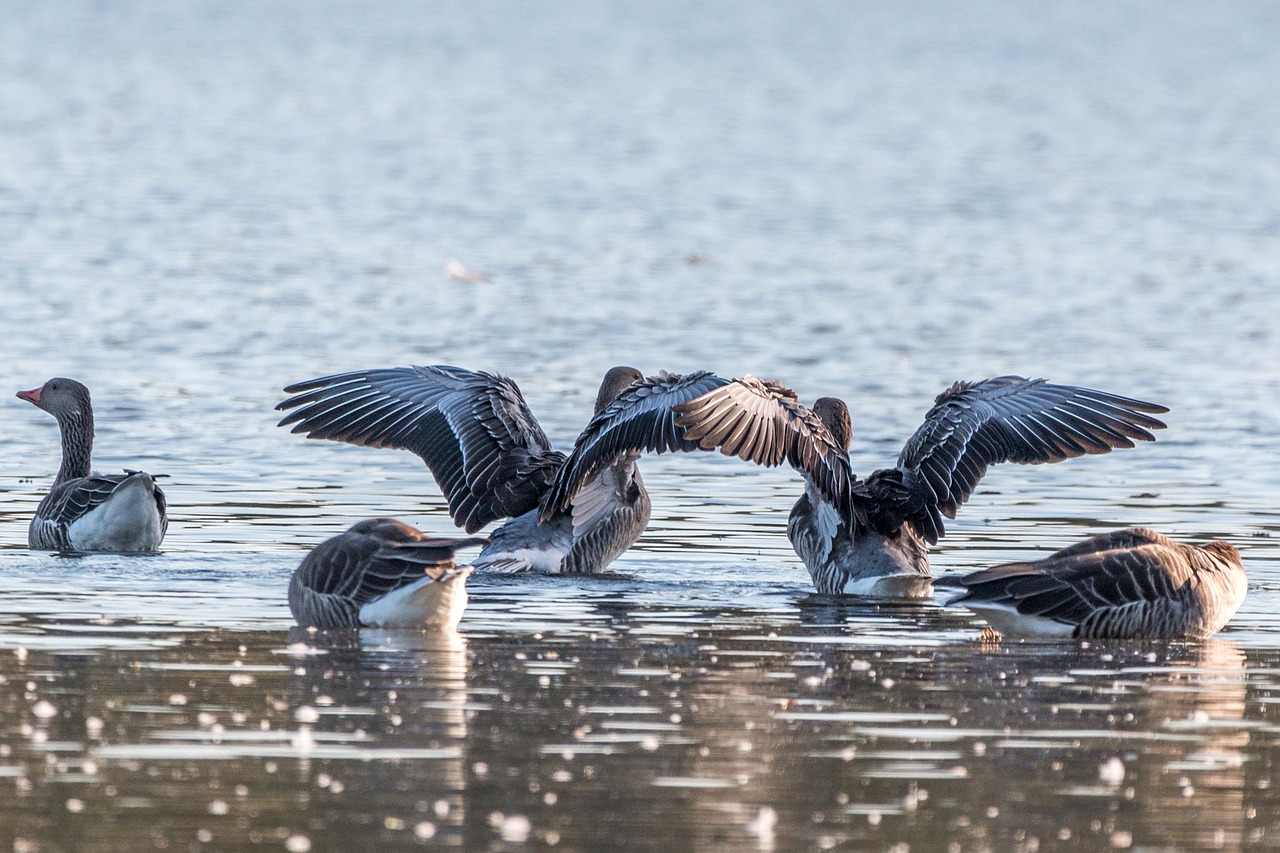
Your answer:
1,1 -> 1279,850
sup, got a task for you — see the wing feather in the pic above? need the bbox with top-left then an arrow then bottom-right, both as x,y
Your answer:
890,377 -> 1168,543
289,519 -> 485,628
672,376 -> 861,528
277,366 -> 565,532
539,371 -> 732,519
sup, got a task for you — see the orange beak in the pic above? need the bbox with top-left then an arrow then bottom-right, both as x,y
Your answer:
16,387 -> 41,405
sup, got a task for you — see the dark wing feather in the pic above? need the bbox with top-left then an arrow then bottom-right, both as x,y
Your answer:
539,371 -> 732,520
888,377 -> 1168,543
671,376 -> 861,528
292,524 -> 485,617
38,471 -> 167,535
276,366 -> 564,532
954,534 -> 1187,627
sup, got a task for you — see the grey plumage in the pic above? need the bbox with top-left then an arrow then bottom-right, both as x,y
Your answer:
948,528 -> 1247,640
884,377 -> 1169,544
673,376 -> 863,529
18,378 -> 168,553
671,375 -> 1169,596
278,365 -> 748,575
289,518 -> 486,629
278,366 -> 564,533
540,370 -> 733,519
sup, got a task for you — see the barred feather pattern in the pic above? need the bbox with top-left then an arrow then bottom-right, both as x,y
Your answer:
541,370 -> 731,520
289,518 -> 485,629
672,376 -> 862,529
280,364 -> 669,576
951,529 -> 1246,640
277,365 -> 563,533
28,471 -> 168,552
891,377 -> 1168,544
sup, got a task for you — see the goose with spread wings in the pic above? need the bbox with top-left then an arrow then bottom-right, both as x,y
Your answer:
946,528 -> 1245,640
670,376 -> 1169,598
277,365 -> 847,574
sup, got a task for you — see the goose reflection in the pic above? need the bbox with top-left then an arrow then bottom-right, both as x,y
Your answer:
920,638 -> 1250,851
1125,639 -> 1248,851
283,627 -> 471,844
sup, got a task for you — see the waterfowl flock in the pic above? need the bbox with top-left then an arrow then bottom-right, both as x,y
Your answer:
15,366 -> 1247,642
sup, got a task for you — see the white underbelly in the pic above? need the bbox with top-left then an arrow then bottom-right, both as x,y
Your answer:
358,570 -> 471,630
959,602 -> 1077,639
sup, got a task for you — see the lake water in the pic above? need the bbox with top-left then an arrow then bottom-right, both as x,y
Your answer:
2,1 -> 1280,850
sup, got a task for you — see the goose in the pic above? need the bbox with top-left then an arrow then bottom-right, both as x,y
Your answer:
668,375 -> 1168,598
276,366 -> 847,574
289,518 -> 486,629
945,528 -> 1246,640
17,378 -> 168,553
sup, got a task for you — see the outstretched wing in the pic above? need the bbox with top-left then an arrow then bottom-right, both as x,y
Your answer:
882,377 -> 1168,544
277,366 -> 565,532
539,371 -> 731,520
670,375 -> 861,528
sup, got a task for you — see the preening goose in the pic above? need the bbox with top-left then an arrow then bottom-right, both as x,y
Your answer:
947,528 -> 1246,640
17,378 -> 168,553
289,518 -> 486,630
672,376 -> 1169,598
277,366 -> 813,574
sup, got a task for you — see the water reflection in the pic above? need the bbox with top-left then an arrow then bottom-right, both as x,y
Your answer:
2,592 -> 1278,850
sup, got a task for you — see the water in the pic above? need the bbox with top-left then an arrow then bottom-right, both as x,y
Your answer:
2,0 -> 1280,849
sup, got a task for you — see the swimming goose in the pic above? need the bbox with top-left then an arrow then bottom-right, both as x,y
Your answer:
276,366 -> 823,574
17,378 -> 168,553
290,518 -> 486,629
946,528 -> 1246,640
671,376 -> 1169,598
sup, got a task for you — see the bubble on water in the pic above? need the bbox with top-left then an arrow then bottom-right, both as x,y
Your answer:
1099,757 -> 1125,785
32,700 -> 57,719
499,814 -> 532,842
294,706 -> 319,723
285,834 -> 311,852
414,822 -> 436,840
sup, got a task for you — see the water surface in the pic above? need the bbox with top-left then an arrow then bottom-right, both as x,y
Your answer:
2,1 -> 1279,850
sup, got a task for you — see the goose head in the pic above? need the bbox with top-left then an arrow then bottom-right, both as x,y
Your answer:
594,366 -> 644,414
812,396 -> 852,452
17,378 -> 92,421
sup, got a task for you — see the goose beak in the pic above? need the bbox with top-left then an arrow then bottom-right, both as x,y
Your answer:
16,388 -> 41,405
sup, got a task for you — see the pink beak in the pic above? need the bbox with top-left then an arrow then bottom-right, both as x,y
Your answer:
16,387 -> 41,405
